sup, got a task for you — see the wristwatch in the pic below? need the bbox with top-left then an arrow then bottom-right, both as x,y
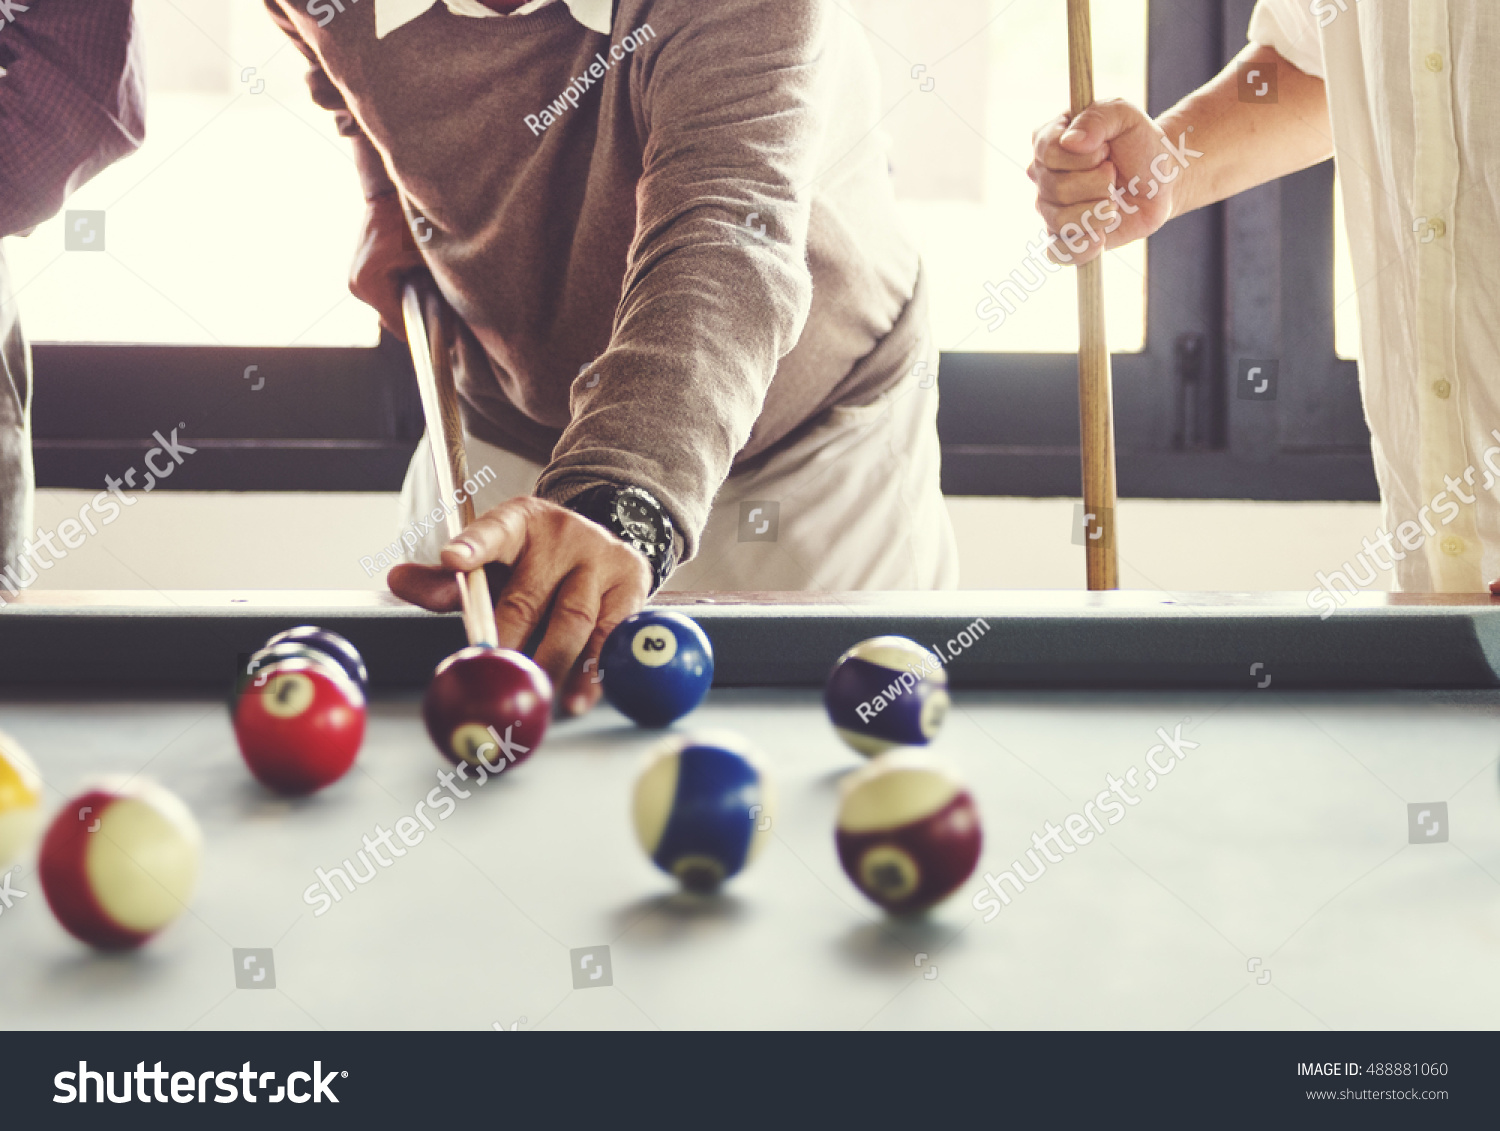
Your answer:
566,484 -> 677,591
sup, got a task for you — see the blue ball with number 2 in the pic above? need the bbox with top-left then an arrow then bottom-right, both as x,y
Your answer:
601,611 -> 714,727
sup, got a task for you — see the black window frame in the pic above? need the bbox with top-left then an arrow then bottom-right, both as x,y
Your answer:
31,0 -> 1375,502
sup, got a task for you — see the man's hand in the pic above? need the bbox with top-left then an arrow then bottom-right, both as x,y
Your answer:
1029,99 -> 1179,267
350,192 -> 424,337
387,497 -> 653,716
1029,45 -> 1334,269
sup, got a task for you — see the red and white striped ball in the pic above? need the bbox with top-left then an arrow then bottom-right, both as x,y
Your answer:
835,754 -> 981,915
0,733 -> 43,869
39,779 -> 201,950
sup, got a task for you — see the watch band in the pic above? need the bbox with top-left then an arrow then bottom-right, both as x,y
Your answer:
566,484 -> 677,591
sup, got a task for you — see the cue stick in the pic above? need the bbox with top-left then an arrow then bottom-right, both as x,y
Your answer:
1066,0 -> 1120,591
401,277 -> 500,648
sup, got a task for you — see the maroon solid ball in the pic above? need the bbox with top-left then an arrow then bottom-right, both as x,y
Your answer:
835,756 -> 982,915
422,646 -> 553,770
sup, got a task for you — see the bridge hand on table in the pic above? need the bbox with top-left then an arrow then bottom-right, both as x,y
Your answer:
386,496 -> 652,716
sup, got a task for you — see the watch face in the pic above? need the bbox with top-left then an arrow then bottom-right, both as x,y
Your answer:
614,494 -> 660,545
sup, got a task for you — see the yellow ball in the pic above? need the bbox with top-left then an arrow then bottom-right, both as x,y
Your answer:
0,732 -> 42,869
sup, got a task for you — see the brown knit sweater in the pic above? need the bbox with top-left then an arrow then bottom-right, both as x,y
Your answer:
267,0 -> 922,557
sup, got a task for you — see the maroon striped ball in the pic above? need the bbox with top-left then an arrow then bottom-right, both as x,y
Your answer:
836,755 -> 981,914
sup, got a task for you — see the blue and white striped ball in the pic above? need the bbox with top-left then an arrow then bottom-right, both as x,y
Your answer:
824,636 -> 950,757
632,733 -> 775,892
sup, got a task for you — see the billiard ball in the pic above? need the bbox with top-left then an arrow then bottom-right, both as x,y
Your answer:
233,658 -> 366,795
632,732 -> 774,892
601,610 -> 714,727
263,626 -> 368,692
835,753 -> 981,915
39,778 -> 201,950
824,636 -> 949,756
423,646 -> 552,769
0,732 -> 42,869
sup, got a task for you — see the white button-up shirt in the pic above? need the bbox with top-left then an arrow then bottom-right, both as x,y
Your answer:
375,0 -> 612,39
1251,0 -> 1500,592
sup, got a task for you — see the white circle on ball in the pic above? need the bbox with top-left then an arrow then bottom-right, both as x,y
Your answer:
920,690 -> 950,739
260,672 -> 315,717
859,844 -> 920,900
631,625 -> 678,667
450,723 -> 498,766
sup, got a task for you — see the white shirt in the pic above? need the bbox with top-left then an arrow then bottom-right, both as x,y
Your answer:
375,0 -> 612,39
1250,0 -> 1500,592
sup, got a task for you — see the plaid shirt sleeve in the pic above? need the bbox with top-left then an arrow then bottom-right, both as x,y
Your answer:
0,0 -> 146,238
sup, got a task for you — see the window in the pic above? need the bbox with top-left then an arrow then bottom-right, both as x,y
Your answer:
7,0 -> 374,347
854,0 -> 1149,354
936,0 -> 1374,501
20,0 -> 1372,502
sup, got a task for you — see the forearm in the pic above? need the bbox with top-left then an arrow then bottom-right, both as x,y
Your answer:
1157,44 -> 1332,220
540,244 -> 807,561
536,0 -> 821,559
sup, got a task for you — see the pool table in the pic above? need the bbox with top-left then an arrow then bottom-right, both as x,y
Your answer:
1,590 -> 1498,1030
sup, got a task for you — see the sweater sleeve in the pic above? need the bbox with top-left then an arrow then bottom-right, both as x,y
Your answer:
535,0 -> 825,560
263,0 -> 397,200
0,0 -> 145,238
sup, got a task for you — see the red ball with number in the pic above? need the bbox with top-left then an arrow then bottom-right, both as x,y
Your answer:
232,659 -> 366,795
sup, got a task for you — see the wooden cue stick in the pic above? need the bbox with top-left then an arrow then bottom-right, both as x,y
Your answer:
401,278 -> 500,648
1066,0 -> 1120,591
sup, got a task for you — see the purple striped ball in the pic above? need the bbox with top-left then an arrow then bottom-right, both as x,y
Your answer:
824,636 -> 949,756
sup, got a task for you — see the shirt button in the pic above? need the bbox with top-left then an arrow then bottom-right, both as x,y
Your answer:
1433,379 -> 1452,399
1441,535 -> 1466,557
1429,218 -> 1448,239
1426,52 -> 1445,73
